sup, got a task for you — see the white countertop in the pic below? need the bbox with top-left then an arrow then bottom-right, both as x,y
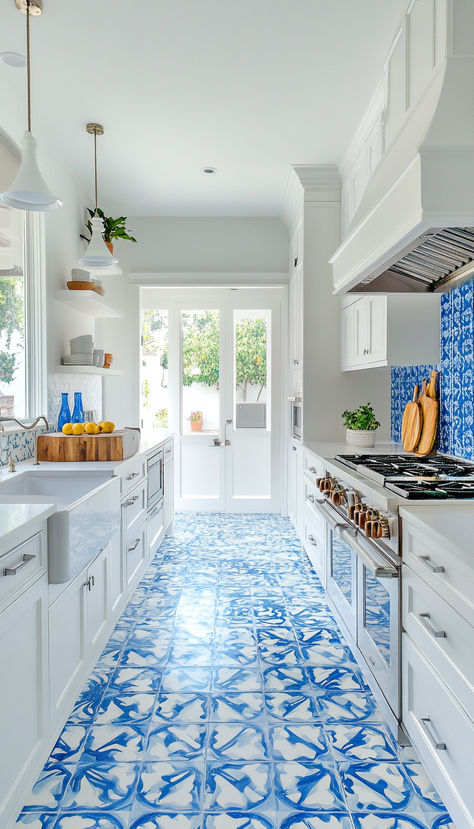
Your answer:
304,440 -> 405,460
0,503 -> 56,555
400,503 -> 474,566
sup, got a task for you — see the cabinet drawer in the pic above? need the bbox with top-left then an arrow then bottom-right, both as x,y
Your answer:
402,633 -> 474,827
303,450 -> 324,484
0,532 -> 45,608
121,480 -> 147,530
303,508 -> 326,585
402,565 -> 473,716
403,521 -> 474,625
303,477 -> 325,523
120,457 -> 146,498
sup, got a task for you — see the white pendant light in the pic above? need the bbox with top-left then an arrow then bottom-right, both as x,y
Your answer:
0,0 -> 62,212
79,123 -> 118,269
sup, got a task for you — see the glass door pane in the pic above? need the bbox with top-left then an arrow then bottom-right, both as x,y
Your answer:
233,309 -> 271,430
181,310 -> 220,435
140,310 -> 169,432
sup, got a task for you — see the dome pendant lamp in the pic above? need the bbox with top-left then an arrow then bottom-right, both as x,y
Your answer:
79,123 -> 118,268
0,0 -> 62,211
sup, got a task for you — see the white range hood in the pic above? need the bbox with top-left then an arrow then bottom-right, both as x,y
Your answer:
331,0 -> 474,294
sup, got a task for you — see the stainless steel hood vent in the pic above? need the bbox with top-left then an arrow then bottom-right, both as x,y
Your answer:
357,227 -> 474,294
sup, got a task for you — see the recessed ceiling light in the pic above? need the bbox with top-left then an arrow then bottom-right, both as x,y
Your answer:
202,167 -> 217,175
0,51 -> 26,68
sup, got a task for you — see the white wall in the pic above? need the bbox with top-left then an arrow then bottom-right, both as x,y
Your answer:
98,216 -> 289,427
303,200 -> 391,442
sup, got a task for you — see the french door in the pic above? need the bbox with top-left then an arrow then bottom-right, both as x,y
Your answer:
140,288 -> 283,512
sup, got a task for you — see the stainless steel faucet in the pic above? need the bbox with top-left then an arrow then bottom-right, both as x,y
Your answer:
0,416 -> 49,466
0,415 -> 49,433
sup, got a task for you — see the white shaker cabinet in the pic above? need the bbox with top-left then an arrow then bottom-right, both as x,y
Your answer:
341,294 -> 440,371
0,575 -> 49,829
289,263 -> 304,392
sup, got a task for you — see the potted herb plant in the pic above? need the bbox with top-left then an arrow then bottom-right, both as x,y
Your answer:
81,208 -> 137,255
189,410 -> 203,432
342,403 -> 380,448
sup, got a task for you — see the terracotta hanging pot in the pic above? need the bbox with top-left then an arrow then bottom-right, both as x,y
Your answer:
191,420 -> 203,432
105,240 -> 114,254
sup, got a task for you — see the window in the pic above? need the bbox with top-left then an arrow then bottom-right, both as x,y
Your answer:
141,309 -> 169,432
0,204 -> 26,417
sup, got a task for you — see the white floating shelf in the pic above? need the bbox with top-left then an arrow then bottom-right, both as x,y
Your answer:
55,290 -> 122,319
55,365 -> 123,376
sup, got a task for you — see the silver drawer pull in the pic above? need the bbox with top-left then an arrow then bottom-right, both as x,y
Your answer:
416,555 -> 445,574
419,716 -> 447,751
128,538 -> 140,552
126,472 -> 139,481
3,553 -> 35,576
123,495 -> 139,507
308,534 -> 317,547
418,612 -> 446,639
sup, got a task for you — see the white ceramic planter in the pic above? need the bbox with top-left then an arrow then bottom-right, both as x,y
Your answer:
346,428 -> 377,448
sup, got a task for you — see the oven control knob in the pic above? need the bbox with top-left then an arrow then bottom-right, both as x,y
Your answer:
365,521 -> 373,538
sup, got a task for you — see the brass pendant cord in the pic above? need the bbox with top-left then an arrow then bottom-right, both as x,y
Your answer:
94,130 -> 98,214
26,0 -> 31,131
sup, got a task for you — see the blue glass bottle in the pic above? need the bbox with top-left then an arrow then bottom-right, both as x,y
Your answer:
71,392 -> 85,423
57,393 -> 71,432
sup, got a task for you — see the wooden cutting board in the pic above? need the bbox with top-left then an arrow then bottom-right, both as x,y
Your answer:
415,371 -> 439,456
37,432 -> 124,462
401,384 -> 423,452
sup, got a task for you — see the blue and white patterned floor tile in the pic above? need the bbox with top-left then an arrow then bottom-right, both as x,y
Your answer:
16,513 -> 452,828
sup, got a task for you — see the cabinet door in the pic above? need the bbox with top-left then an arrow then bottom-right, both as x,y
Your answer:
341,302 -> 357,370
288,444 -> 297,526
107,531 -> 124,617
49,572 -> 86,726
366,296 -> 387,364
355,297 -> 370,363
85,546 -> 109,655
0,577 -> 48,828
126,519 -> 147,590
163,454 -> 174,534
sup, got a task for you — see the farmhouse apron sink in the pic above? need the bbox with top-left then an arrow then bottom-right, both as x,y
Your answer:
0,470 -> 120,583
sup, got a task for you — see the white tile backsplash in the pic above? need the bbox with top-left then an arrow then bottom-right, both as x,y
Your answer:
48,373 -> 103,431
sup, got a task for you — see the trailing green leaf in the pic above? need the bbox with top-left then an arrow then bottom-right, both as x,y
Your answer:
81,207 -> 137,244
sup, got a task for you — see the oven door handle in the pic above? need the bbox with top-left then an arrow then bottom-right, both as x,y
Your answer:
340,529 -> 398,579
312,500 -> 346,531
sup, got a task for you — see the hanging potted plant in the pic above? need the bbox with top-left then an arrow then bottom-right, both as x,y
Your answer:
81,208 -> 137,255
342,403 -> 380,448
189,411 -> 203,432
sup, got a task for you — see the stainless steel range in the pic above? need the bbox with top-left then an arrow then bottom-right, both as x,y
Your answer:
308,451 -> 474,739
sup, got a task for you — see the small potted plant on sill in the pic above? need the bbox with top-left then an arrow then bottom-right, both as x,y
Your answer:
81,208 -> 137,255
189,410 -> 203,432
342,403 -> 380,448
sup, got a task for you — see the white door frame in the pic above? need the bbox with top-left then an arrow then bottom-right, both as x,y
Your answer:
140,286 -> 288,513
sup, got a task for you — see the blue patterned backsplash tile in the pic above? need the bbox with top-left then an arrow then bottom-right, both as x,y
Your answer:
391,280 -> 474,460
0,427 -> 45,467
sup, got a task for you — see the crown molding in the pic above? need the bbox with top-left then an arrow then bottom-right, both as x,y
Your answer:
282,164 -> 340,234
129,271 -> 290,287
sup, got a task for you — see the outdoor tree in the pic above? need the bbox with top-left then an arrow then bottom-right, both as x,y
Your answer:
0,276 -> 24,385
142,310 -> 168,387
235,317 -> 267,401
181,310 -> 220,387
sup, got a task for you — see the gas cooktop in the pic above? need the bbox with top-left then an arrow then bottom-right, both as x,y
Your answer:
334,453 -> 474,499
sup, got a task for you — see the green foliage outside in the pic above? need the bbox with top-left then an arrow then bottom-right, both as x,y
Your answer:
235,316 -> 267,401
0,276 -> 24,385
155,408 -> 168,428
342,403 -> 380,431
182,311 -> 220,387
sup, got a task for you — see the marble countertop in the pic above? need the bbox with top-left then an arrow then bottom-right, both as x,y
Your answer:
0,503 -> 56,555
303,440 -> 405,459
400,503 -> 474,566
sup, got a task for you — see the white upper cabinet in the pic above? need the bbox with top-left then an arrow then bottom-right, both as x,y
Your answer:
289,223 -> 304,392
341,294 -> 440,371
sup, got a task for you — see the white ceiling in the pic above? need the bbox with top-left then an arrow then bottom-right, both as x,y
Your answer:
1,0 -> 407,218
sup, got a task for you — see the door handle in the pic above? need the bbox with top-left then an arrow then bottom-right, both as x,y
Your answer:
3,553 -> 35,576
210,438 -> 231,447
340,529 -> 398,579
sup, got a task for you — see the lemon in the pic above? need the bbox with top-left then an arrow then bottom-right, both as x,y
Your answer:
97,421 -> 105,432
85,422 -> 98,435
101,421 -> 115,434
72,422 -> 85,436
62,423 -> 73,435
